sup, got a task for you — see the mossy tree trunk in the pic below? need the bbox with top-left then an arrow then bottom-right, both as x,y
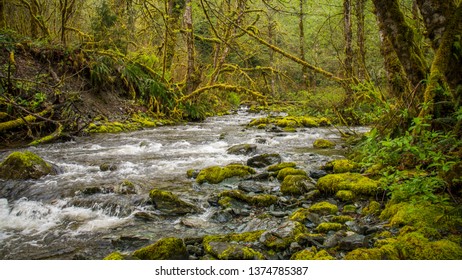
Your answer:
372,0 -> 427,99
418,4 -> 462,125
183,0 -> 200,94
355,0 -> 367,81
162,0 -> 185,79
343,0 -> 353,80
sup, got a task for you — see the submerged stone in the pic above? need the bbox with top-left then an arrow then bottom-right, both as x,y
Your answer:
0,151 -> 57,180
247,153 -> 282,168
226,144 -> 257,155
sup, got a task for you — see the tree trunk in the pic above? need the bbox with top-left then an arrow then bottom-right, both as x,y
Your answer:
343,0 -> 354,79
162,0 -> 185,79
0,0 -> 5,29
299,0 -> 309,89
355,0 -> 367,80
373,0 -> 427,96
183,0 -> 199,94
416,0 -> 454,50
267,10 -> 277,96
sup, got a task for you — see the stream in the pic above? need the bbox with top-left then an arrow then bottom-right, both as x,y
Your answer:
0,108 -> 367,259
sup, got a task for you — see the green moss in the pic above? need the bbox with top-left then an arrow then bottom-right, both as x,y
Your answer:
103,252 -> 126,260
300,117 -> 320,127
132,237 -> 188,260
324,159 -> 359,173
344,247 -> 399,260
248,117 -> 270,127
0,151 -> 56,180
316,173 -> 379,196
283,127 -> 297,132
331,215 -> 354,223
149,189 -> 197,214
186,169 -> 195,178
276,117 -> 298,128
262,221 -> 307,250
280,175 -> 313,195
315,222 -> 343,233
313,139 -> 335,149
290,247 -> 335,260
342,204 -> 357,214
131,113 -> 157,127
395,232 -> 462,260
267,162 -> 297,172
248,116 -> 330,129
289,208 -> 310,223
362,200 -> 382,215
196,164 -> 256,184
203,231 -> 265,255
335,190 -> 355,201
218,245 -> 265,260
309,201 -> 338,215
218,190 -> 277,207
277,167 -> 307,181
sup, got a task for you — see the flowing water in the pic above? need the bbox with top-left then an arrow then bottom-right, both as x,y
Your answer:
0,108 -> 367,259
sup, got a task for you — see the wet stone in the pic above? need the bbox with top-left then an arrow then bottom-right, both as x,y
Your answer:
226,144 -> 257,155
309,169 -> 327,179
238,181 -> 267,193
338,232 -> 367,251
247,153 -> 282,168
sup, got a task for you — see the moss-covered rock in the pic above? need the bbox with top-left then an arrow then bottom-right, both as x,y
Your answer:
280,175 -> 315,195
343,204 -> 357,214
103,252 -> 127,260
196,164 -> 256,184
218,190 -> 278,207
206,242 -> 265,260
315,222 -> 343,233
247,153 -> 282,168
335,190 -> 355,201
313,139 -> 335,149
362,200 -> 382,215
309,201 -> 338,215
0,151 -> 57,180
267,162 -> 297,172
323,159 -> 359,173
203,231 -> 265,258
277,167 -> 308,181
226,144 -> 257,155
149,189 -> 198,215
331,215 -> 354,223
260,221 -> 307,250
290,247 -> 335,260
316,173 -> 379,196
132,237 -> 188,260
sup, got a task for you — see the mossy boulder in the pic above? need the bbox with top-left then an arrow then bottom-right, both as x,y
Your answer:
132,237 -> 188,260
315,222 -> 343,233
203,231 -> 265,259
313,139 -> 335,149
308,201 -> 338,215
205,242 -> 265,260
276,167 -> 307,181
280,175 -> 315,195
345,232 -> 462,260
323,159 -> 359,173
267,162 -> 297,172
316,173 -> 379,196
218,190 -> 278,207
103,252 -> 127,260
290,247 -> 335,260
247,153 -> 282,168
260,221 -> 307,250
149,189 -> 199,215
196,164 -> 256,184
331,215 -> 354,223
226,144 -> 257,155
0,151 -> 57,180
335,190 -> 355,201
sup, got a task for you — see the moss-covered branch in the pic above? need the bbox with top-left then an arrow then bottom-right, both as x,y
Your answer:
177,84 -> 266,104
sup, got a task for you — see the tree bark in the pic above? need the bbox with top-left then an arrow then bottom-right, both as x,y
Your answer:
373,0 -> 427,94
183,0 -> 199,94
416,0 -> 454,50
0,0 -> 5,29
343,0 -> 354,79
355,0 -> 367,80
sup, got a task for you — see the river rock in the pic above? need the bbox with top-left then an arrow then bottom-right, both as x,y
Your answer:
100,162 -> 117,171
238,181 -> 268,193
313,139 -> 335,149
280,175 -> 316,195
260,220 -> 307,250
247,153 -> 282,168
132,237 -> 189,260
338,232 -> 367,251
309,169 -> 328,179
0,151 -> 58,180
210,210 -> 233,223
206,241 -> 265,260
148,189 -> 199,215
226,144 -> 257,155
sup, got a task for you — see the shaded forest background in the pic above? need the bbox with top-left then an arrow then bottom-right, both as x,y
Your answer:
0,0 -> 460,150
